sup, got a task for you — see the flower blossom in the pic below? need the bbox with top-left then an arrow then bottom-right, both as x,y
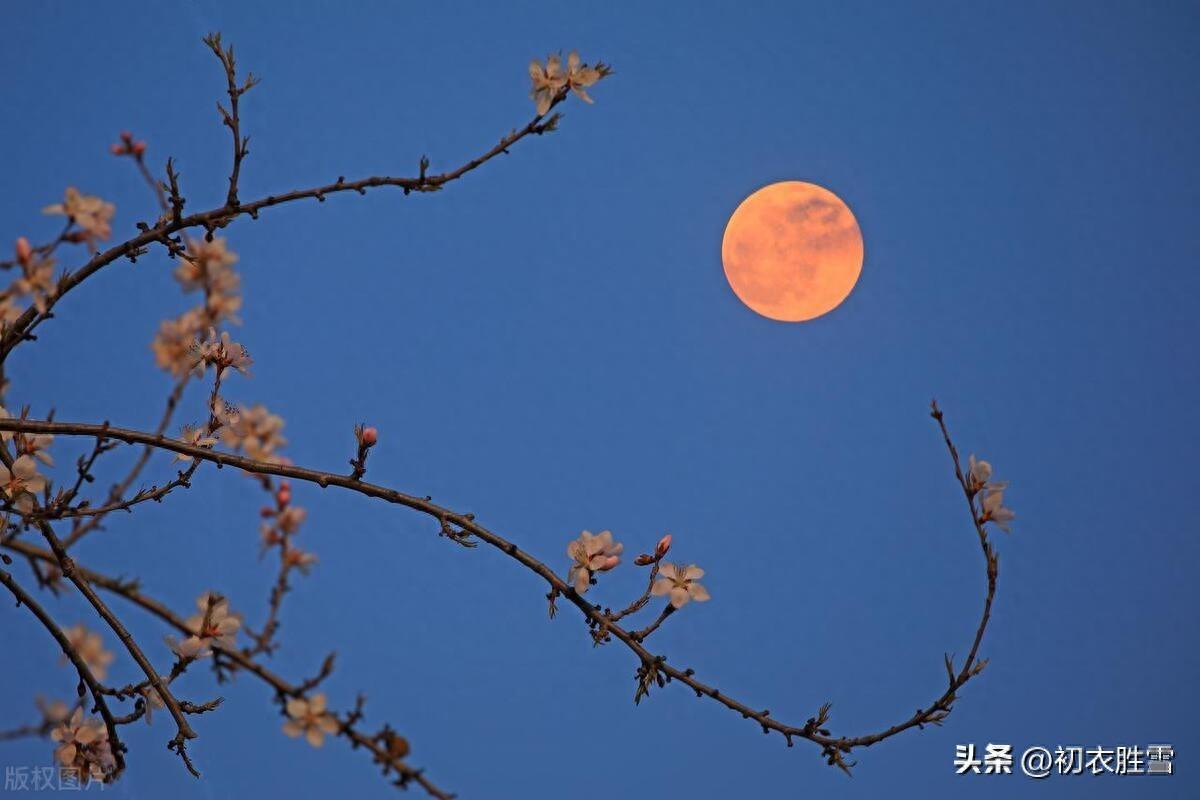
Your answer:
36,697 -> 71,727
221,404 -> 288,463
174,424 -> 218,463
192,328 -> 253,379
566,529 -> 623,593
61,624 -> 115,681
652,563 -> 711,609
10,243 -> 56,313
283,693 -> 340,747
528,54 -> 566,115
175,237 -> 242,323
138,680 -> 167,725
980,488 -> 1016,532
529,51 -> 610,115
17,431 -> 54,466
43,187 -> 115,245
169,593 -> 242,659
0,454 -> 48,513
151,307 -> 208,377
51,709 -> 115,784
969,454 -> 1016,532
564,50 -> 606,104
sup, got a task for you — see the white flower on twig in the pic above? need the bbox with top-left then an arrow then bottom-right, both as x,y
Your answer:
139,680 -> 167,725
174,424 -> 218,463
192,328 -> 253,379
0,454 -> 48,513
564,51 -> 604,104
969,454 -> 1016,532
980,487 -> 1016,532
652,563 -> 711,609
61,625 -> 115,682
169,593 -> 242,659
175,236 -> 242,324
43,187 -> 115,245
283,693 -> 340,748
51,708 -> 115,783
528,54 -> 566,115
566,529 -> 623,593
152,307 -> 207,377
222,404 -> 287,464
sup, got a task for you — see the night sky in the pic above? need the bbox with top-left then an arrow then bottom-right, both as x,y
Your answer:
2,2 -> 1197,798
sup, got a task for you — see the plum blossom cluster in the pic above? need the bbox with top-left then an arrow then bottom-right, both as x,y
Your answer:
191,328 -> 253,380
564,528 -> 711,641
109,130 -> 147,158
168,593 -> 243,659
651,563 -> 711,608
566,529 -> 623,593
51,709 -> 116,785
968,455 -> 1016,532
283,693 -> 340,748
528,51 -> 612,115
151,236 -> 243,377
61,624 -> 115,681
1,237 -> 57,322
0,453 -> 47,513
43,187 -> 115,249
222,403 -> 288,464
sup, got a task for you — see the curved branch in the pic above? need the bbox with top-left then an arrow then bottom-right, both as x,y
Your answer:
28,518 -> 201,773
0,566 -> 127,779
3,539 -> 451,800
0,412 -> 1001,768
0,92 -> 569,362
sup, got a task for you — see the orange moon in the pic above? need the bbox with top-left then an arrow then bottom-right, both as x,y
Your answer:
721,181 -> 864,322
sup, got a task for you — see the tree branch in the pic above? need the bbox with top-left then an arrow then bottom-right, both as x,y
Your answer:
3,539 -> 451,800
0,411 -> 1001,769
0,95 -> 567,363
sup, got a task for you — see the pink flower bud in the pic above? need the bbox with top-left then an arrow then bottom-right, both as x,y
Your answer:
277,488 -> 291,507
655,534 -> 672,558
120,130 -> 133,142
132,140 -> 147,156
110,143 -> 126,156
15,237 -> 31,264
361,426 -> 378,446
634,554 -> 655,566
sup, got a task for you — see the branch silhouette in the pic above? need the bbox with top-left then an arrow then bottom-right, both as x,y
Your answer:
0,32 -> 1015,795
0,407 -> 1003,773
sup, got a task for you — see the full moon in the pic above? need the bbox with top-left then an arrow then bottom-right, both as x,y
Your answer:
721,181 -> 864,322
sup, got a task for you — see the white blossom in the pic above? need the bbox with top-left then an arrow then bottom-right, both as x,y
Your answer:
652,562 -> 711,608
981,487 -> 1016,532
283,693 -> 340,748
193,328 -> 253,379
564,51 -> 602,104
169,593 -> 242,659
222,404 -> 287,464
43,187 -> 115,245
566,529 -> 623,593
970,454 -> 1015,531
61,625 -> 115,681
528,54 -> 566,115
51,708 -> 115,783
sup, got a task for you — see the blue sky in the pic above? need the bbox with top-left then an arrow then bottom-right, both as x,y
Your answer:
2,1 -> 1198,797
